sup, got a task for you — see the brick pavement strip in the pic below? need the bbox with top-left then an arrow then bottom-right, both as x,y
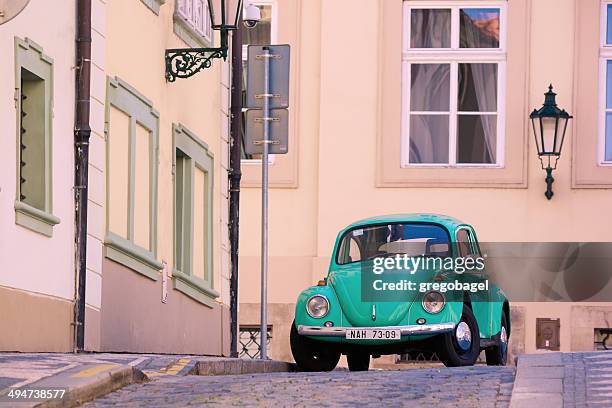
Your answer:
82,366 -> 515,408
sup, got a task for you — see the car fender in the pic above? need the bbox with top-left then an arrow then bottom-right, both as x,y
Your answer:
294,285 -> 346,330
489,285 -> 510,337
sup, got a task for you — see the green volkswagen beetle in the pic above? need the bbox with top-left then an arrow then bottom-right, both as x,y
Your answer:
290,214 -> 510,371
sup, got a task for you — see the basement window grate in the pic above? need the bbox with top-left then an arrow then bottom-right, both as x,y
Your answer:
239,326 -> 272,359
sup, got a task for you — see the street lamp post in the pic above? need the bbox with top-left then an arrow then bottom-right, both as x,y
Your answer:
165,0 -> 243,82
164,0 -> 251,358
529,85 -> 573,200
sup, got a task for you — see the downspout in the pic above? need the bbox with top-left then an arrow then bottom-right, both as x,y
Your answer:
73,0 -> 92,352
229,17 -> 244,357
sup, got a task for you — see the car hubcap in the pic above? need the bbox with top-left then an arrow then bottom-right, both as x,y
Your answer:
500,326 -> 508,354
455,321 -> 472,351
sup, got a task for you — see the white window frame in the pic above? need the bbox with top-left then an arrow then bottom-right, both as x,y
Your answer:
599,1 -> 612,165
242,0 -> 278,165
401,0 -> 507,168
177,0 -> 213,45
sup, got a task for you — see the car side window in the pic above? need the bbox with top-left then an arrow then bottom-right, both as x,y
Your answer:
339,237 -> 362,263
456,228 -> 475,257
467,227 -> 482,257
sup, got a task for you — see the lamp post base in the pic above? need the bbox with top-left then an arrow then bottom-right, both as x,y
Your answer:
545,166 -> 554,200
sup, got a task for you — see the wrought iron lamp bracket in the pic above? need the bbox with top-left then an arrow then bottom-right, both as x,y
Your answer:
165,47 -> 227,82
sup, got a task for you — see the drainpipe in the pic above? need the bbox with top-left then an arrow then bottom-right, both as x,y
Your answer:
73,0 -> 92,352
229,18 -> 244,358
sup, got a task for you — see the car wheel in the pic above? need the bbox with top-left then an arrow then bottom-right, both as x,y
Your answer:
347,353 -> 370,371
290,321 -> 340,372
438,305 -> 481,367
485,313 -> 509,366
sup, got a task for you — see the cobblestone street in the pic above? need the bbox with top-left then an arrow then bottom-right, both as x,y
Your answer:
562,352 -> 612,406
83,366 -> 515,407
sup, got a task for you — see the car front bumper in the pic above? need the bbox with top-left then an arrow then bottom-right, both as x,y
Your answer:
297,322 -> 455,337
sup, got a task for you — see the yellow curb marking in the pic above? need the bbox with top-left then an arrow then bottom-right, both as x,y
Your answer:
143,359 -> 192,379
163,358 -> 191,375
71,364 -> 119,378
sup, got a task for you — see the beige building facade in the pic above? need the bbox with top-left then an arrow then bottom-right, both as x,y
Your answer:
238,0 -> 612,363
1,0 -> 231,355
0,0 -> 77,351
95,0 -> 231,355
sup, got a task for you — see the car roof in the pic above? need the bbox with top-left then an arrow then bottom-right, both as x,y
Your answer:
343,213 -> 466,232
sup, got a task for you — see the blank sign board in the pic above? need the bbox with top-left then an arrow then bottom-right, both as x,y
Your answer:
244,108 -> 289,155
245,45 -> 291,110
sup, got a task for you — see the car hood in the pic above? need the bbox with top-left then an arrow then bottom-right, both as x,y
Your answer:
328,262 -> 436,327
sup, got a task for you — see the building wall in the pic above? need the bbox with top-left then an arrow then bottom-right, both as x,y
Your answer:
97,0 -> 230,355
0,0 -> 76,352
238,0 -> 612,361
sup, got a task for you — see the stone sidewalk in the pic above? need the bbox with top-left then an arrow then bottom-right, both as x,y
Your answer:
0,353 -> 294,407
510,351 -> 612,407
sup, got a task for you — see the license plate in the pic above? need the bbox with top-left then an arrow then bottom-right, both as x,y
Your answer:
345,329 -> 401,340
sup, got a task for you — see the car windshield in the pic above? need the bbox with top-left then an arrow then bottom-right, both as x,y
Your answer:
336,223 -> 451,265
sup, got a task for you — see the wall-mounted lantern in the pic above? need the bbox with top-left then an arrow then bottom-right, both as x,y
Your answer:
165,0 -> 244,82
529,85 -> 573,200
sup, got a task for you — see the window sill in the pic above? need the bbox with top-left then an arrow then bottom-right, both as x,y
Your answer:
173,13 -> 213,48
172,269 -> 219,308
401,164 -> 505,170
104,233 -> 162,281
14,201 -> 60,237
140,0 -> 166,15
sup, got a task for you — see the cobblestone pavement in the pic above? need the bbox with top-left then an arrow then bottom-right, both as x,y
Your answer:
83,366 -> 515,407
563,352 -> 612,407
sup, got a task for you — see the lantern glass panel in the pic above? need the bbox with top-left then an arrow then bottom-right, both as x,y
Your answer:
541,117 -> 560,155
208,0 -> 241,28
531,116 -> 543,155
556,116 -> 569,154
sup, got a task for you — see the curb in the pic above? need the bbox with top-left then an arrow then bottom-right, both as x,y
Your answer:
509,353 -> 564,408
9,358 -> 295,407
193,358 -> 297,376
30,364 -> 147,408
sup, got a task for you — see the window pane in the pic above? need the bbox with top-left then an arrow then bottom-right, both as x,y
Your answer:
457,114 -> 497,164
174,153 -> 188,273
178,0 -> 187,17
410,9 -> 451,48
458,63 -> 498,112
108,107 -> 130,238
134,123 -> 151,251
606,113 -> 612,161
194,0 -> 204,34
409,114 -> 449,164
193,166 -> 207,281
460,8 -> 500,48
607,60 -> 612,108
20,71 -> 46,211
410,64 -> 450,111
608,5 -> 612,44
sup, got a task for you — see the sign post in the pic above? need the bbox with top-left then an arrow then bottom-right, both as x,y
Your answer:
245,45 -> 290,360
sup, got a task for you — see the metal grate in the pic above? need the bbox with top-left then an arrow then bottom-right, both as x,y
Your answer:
239,326 -> 272,359
397,351 -> 441,364
594,328 -> 612,350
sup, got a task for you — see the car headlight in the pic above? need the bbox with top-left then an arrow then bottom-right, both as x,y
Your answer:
422,291 -> 445,314
306,295 -> 329,318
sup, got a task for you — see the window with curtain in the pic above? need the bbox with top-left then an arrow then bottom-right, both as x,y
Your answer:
600,2 -> 612,164
241,2 -> 274,161
402,2 -> 506,167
